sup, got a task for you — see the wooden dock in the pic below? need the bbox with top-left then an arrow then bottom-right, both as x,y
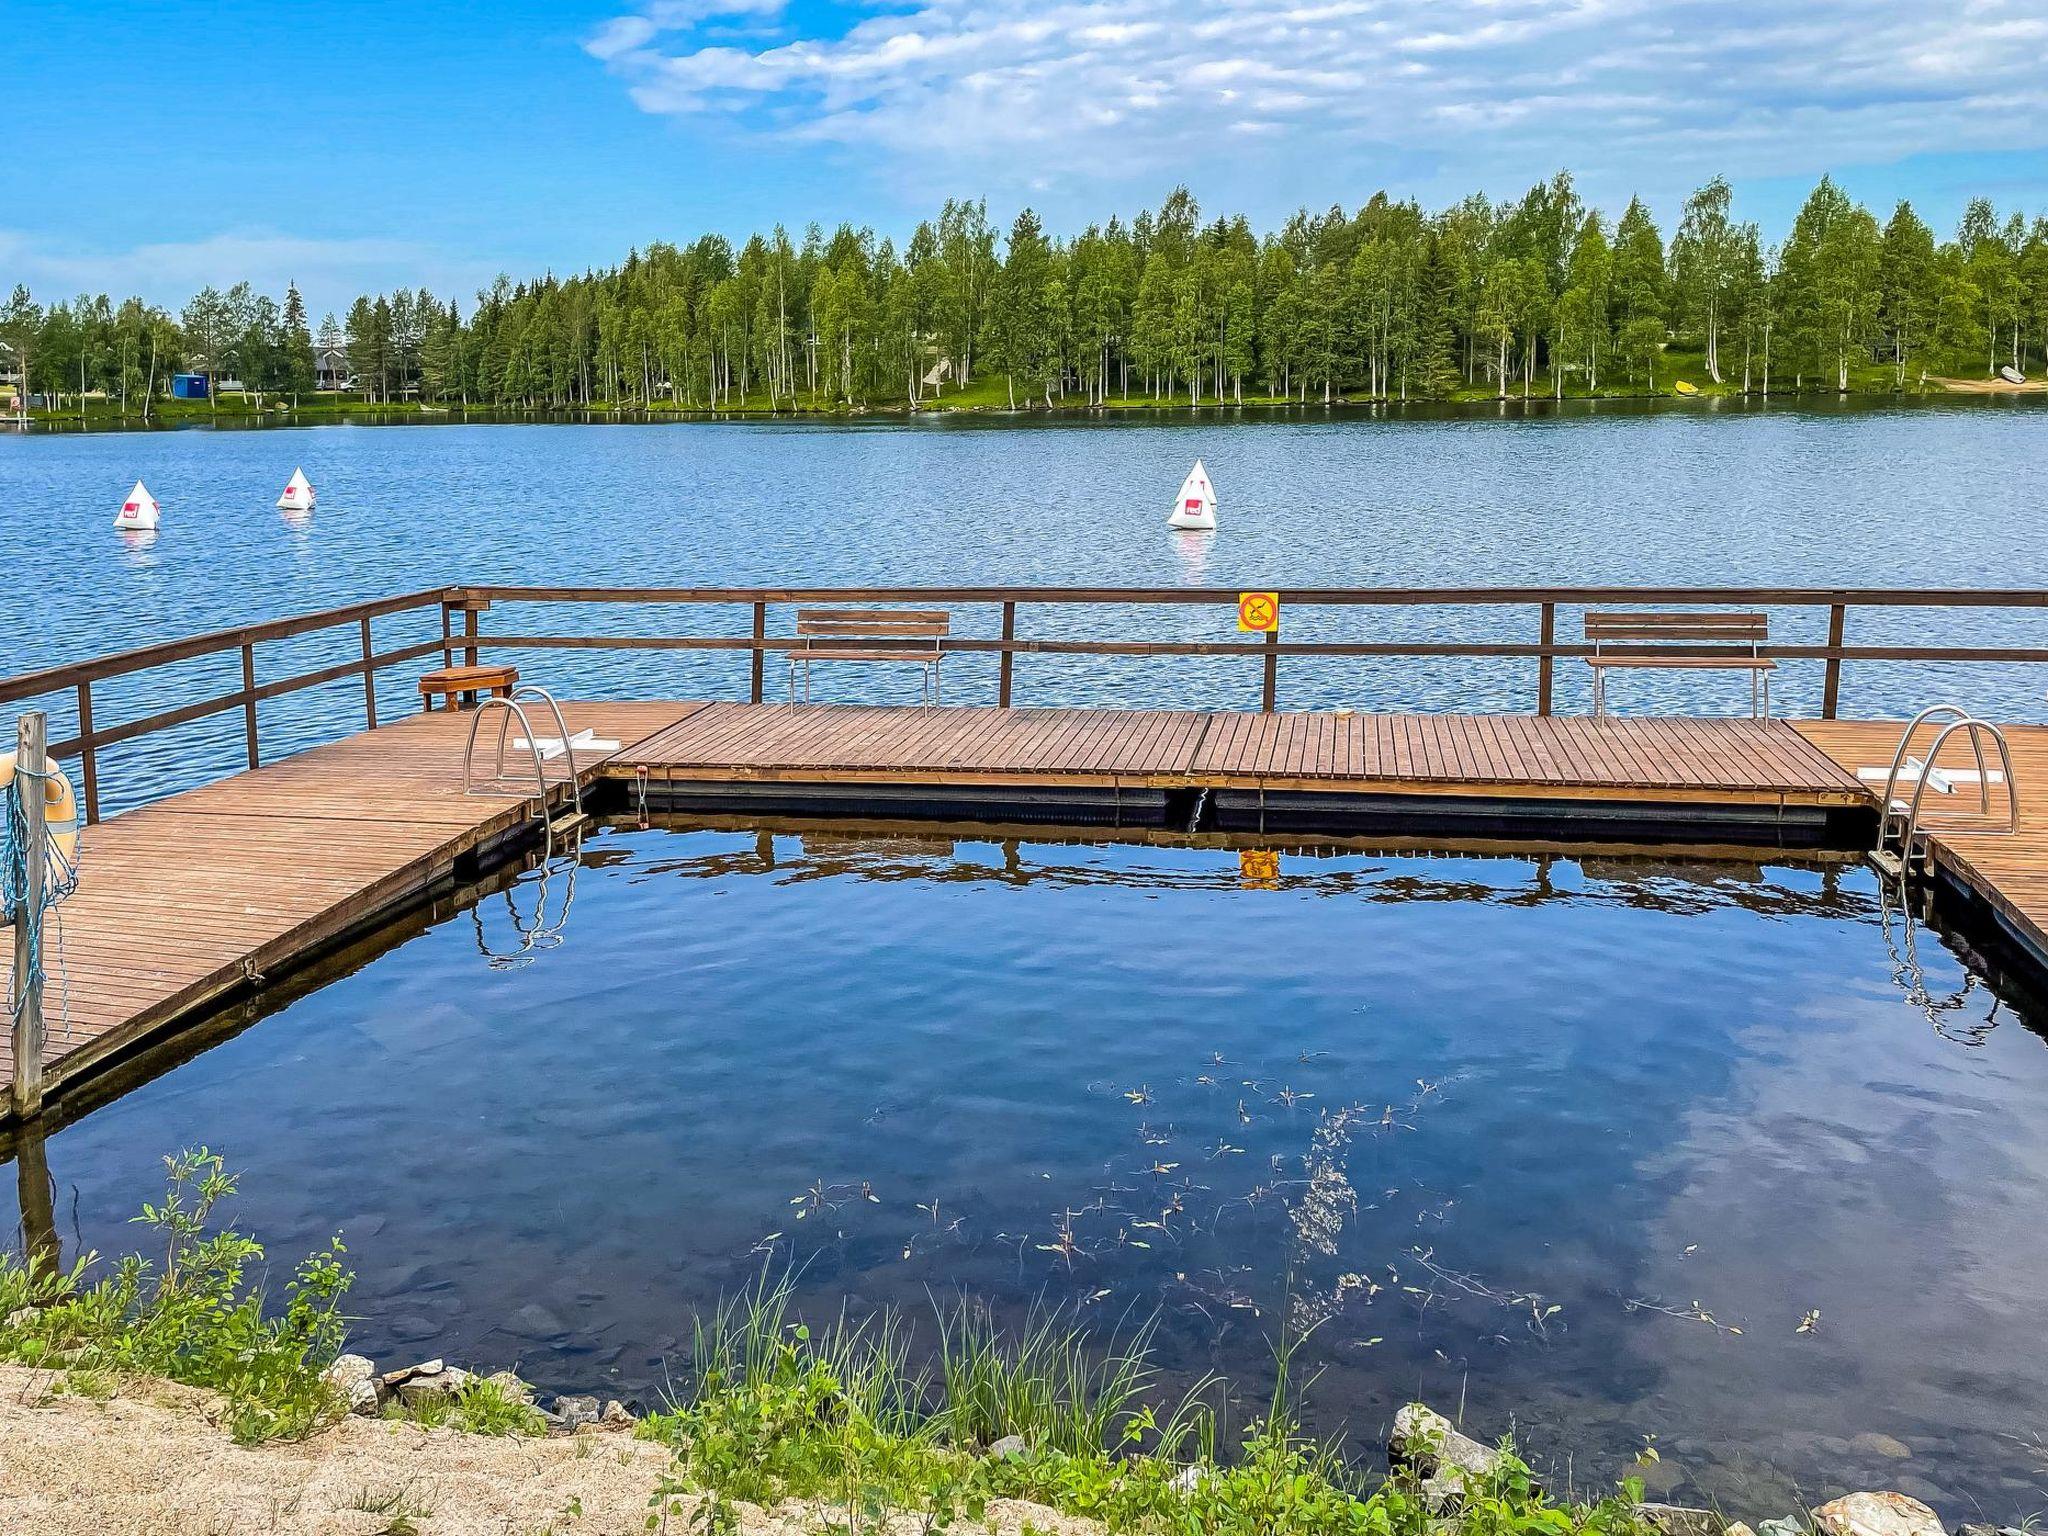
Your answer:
8,696 -> 2048,1122
1796,719 -> 2048,969
620,703 -> 1873,840
0,701 -> 696,1110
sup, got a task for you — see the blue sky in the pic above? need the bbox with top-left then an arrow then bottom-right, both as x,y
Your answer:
4,0 -> 2045,319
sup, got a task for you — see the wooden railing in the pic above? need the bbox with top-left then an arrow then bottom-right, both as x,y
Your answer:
4,584 -> 2045,823
456,584 -> 2048,718
0,589 -> 457,823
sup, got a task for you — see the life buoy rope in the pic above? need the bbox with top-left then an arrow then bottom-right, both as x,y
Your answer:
0,750 -> 80,883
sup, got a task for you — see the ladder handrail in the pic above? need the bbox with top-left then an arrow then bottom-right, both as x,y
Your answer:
1898,717 -> 2018,857
491,685 -> 583,821
1880,704 -> 1990,818
462,697 -> 552,809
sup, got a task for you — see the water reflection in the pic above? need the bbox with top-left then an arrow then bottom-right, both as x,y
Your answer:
1170,528 -> 1214,585
5,825 -> 2046,1518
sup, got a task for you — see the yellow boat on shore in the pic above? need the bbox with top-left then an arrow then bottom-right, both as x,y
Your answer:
1673,380 -> 1700,397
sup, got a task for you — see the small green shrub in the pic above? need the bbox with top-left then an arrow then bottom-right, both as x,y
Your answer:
0,1148 -> 353,1443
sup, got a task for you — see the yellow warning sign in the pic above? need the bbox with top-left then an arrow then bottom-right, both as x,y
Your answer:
1237,591 -> 1279,632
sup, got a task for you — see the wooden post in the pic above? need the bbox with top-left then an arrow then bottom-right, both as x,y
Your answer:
1537,602 -> 1556,716
1822,603 -> 1846,720
440,601 -> 455,666
240,644 -> 259,768
11,710 -> 48,1118
462,609 -> 479,668
360,616 -> 378,729
74,681 -> 99,824
1262,629 -> 1279,712
998,601 -> 1016,709
750,602 -> 767,704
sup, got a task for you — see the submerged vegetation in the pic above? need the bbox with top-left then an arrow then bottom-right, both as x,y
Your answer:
0,1154 -> 1674,1536
5,173 -> 2047,427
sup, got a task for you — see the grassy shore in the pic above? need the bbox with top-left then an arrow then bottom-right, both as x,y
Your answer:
0,1152 -> 1684,1536
14,350 -> 2036,431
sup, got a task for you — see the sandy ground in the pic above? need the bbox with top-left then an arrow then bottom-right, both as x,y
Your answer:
0,1365 -> 1093,1536
1932,374 -> 2044,393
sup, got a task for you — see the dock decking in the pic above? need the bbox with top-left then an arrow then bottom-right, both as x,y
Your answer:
1796,719 -> 2048,968
0,701 -> 697,1105
6,700 -> 2046,1120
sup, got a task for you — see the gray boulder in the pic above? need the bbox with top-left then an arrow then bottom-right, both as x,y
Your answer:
322,1354 -> 384,1416
1812,1492 -> 1944,1536
554,1394 -> 601,1430
1390,1403 -> 1507,1509
395,1363 -> 471,1406
484,1370 -> 534,1405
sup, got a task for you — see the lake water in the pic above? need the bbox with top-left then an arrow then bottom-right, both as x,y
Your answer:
9,825 -> 2047,1519
2,399 -> 2046,812
5,404 -> 2048,1517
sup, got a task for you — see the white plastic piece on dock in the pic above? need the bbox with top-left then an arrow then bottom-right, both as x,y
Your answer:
509,728 -> 620,761
114,478 -> 160,531
1857,759 -> 2005,795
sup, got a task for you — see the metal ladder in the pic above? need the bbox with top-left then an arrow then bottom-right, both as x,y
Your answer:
461,686 -> 586,838
1870,704 -> 2018,878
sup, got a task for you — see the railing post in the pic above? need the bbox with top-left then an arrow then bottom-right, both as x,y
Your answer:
360,616 -> 378,729
440,601 -> 456,665
1537,602 -> 1556,716
74,681 -> 99,824
462,609 -> 479,668
1262,629 -> 1279,712
750,601 -> 766,704
998,601 -> 1016,709
240,644 -> 259,769
1823,603 -> 1846,720
11,709 -> 48,1118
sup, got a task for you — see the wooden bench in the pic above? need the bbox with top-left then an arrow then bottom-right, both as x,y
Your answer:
787,609 -> 951,706
419,663 -> 519,711
1584,611 -> 1775,718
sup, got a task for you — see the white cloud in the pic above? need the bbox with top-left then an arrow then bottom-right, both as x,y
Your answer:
0,229 -> 495,318
584,0 -> 2048,192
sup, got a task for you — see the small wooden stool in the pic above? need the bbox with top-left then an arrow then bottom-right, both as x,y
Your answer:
419,663 -> 519,711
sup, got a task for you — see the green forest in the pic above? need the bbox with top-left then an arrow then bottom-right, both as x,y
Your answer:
5,172 -> 2047,422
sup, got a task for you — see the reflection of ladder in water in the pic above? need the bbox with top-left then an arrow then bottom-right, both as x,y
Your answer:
1868,705 -> 2018,880
473,826 -> 581,970
460,687 -> 587,968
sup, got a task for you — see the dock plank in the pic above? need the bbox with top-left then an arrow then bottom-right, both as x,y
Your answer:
1,701 -> 702,1103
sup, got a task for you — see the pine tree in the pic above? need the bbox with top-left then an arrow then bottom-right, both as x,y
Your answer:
280,282 -> 315,400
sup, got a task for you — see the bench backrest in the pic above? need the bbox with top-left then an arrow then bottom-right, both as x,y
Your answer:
1585,610 -> 1768,650
794,608 -> 950,650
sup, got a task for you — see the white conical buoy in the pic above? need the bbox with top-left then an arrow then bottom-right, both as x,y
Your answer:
277,467 -> 315,512
1167,459 -> 1217,530
114,478 -> 161,531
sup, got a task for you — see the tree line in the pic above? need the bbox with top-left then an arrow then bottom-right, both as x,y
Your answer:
5,173 -> 2047,417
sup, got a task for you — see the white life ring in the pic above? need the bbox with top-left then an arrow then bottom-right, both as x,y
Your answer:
0,752 -> 80,870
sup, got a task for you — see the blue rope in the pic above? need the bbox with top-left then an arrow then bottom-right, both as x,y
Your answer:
4,765 -> 79,1033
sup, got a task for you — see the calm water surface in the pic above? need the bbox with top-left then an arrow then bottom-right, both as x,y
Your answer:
5,406 -> 2048,1517
10,827 -> 2048,1519
2,400 -> 2046,809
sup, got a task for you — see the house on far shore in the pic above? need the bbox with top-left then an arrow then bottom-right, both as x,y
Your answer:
315,344 -> 349,391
